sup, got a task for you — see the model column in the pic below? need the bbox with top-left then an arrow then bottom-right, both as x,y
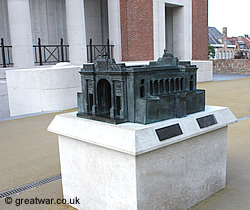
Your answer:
65,0 -> 87,65
7,0 -> 34,68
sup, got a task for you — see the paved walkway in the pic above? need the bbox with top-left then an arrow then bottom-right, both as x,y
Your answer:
0,109 -> 76,209
213,73 -> 250,81
0,77 -> 250,209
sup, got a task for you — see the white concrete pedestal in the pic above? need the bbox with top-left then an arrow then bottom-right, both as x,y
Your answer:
48,105 -> 237,210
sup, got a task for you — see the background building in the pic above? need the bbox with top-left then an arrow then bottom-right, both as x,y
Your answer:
0,0 -> 210,119
0,0 -> 209,66
209,27 -> 250,59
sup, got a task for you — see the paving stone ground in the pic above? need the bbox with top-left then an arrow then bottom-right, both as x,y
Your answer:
1,76 -> 250,209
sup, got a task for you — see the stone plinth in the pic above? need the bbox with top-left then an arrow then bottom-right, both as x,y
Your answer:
6,63 -> 81,116
192,60 -> 213,82
48,105 -> 237,210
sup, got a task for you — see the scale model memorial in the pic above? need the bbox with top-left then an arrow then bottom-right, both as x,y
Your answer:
77,50 -> 205,124
48,51 -> 237,210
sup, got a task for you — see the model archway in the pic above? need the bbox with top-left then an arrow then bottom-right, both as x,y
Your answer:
97,79 -> 111,117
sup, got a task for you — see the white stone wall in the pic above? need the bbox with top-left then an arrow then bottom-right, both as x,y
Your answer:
65,0 -> 87,65
84,0 -> 109,45
1,0 -> 68,46
6,64 -> 81,116
0,0 -> 11,44
29,0 -> 68,45
7,0 -> 34,68
153,0 -> 192,61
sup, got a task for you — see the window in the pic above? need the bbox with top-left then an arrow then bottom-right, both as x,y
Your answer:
140,79 -> 145,97
160,80 -> 164,93
165,79 -> 169,92
170,79 -> 174,92
180,78 -> 184,90
175,78 -> 179,91
154,80 -> 158,94
150,81 -> 153,95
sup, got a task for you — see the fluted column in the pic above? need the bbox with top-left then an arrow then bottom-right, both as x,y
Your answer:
7,0 -> 34,68
65,0 -> 87,65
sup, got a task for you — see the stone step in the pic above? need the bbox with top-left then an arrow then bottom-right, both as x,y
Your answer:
0,69 -> 6,79
0,79 -> 8,96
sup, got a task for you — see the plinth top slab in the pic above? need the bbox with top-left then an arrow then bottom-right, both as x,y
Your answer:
48,105 -> 237,155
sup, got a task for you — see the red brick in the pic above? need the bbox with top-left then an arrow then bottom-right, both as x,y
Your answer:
192,0 -> 208,60
120,0 -> 154,61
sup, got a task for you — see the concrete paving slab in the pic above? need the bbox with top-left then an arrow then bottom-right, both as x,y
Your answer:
198,77 -> 250,119
0,109 -> 76,192
0,113 -> 60,192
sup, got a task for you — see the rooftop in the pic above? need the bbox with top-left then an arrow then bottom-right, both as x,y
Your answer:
208,27 -> 223,45
1,74 -> 250,209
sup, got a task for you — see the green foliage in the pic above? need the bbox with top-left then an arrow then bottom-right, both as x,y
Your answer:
208,44 -> 215,59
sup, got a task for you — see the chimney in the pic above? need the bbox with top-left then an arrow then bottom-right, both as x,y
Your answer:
222,27 -> 227,48
223,27 -> 227,37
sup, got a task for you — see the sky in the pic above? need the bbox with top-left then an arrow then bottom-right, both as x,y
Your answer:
209,0 -> 250,37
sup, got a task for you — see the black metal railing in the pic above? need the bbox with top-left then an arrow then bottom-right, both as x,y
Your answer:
33,38 -> 69,65
87,39 -> 114,63
0,38 -> 13,68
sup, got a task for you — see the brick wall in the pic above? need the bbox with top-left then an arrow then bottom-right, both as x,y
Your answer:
213,59 -> 250,74
192,0 -> 208,60
120,0 -> 154,61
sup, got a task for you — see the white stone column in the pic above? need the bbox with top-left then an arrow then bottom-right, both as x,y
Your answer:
153,0 -> 165,60
7,0 -> 34,68
108,0 -> 122,62
65,0 -> 87,65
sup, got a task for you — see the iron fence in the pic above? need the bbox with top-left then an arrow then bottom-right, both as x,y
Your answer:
1,38 -> 114,67
33,38 -> 69,65
0,38 -> 13,68
87,39 -> 114,63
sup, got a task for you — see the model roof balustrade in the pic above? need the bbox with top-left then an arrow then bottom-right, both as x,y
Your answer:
77,50 -> 205,124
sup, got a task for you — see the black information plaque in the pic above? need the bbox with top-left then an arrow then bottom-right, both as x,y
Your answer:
155,123 -> 183,141
196,114 -> 217,129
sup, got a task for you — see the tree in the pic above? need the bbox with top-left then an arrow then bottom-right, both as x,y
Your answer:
208,44 -> 215,59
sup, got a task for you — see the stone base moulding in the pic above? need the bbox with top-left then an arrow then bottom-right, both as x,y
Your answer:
48,105 -> 237,210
